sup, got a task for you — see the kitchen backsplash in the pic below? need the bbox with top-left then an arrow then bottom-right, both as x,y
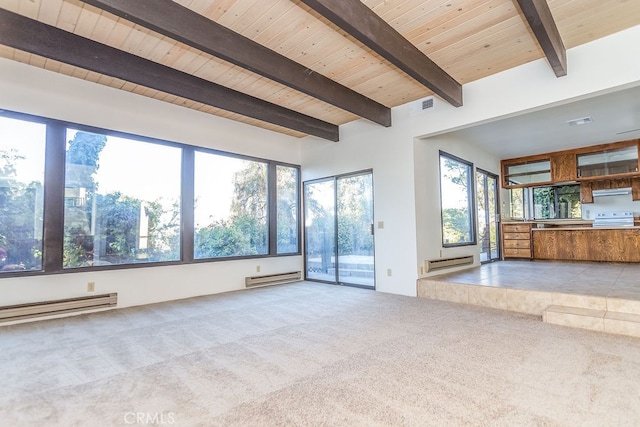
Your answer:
581,194 -> 640,219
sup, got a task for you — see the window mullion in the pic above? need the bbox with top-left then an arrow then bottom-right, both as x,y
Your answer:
268,163 -> 277,255
42,122 -> 66,273
181,147 -> 194,263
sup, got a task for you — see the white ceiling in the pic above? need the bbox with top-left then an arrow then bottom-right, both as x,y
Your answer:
442,84 -> 640,160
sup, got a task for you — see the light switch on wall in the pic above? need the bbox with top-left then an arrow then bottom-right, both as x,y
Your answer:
378,221 -> 384,229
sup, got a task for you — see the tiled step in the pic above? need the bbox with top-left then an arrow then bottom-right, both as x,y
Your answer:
418,278 -> 640,338
543,305 -> 606,332
607,297 -> 640,315
543,305 -> 640,338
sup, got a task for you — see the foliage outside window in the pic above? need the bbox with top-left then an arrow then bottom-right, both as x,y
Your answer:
276,165 -> 299,254
476,170 -> 499,262
532,184 -> 581,219
304,172 -> 375,286
194,153 -> 268,258
0,117 -> 46,273
509,184 -> 581,220
439,152 -> 475,246
337,174 -> 374,258
509,188 -> 524,219
304,179 -> 336,279
0,111 -> 300,277
63,129 -> 182,268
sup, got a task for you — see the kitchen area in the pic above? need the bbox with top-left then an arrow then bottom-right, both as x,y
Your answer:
501,139 -> 640,263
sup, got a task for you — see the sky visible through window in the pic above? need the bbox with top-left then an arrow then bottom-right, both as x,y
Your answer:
66,129 -> 181,203
0,117 -> 46,184
3,119 -> 268,234
194,152 -> 260,229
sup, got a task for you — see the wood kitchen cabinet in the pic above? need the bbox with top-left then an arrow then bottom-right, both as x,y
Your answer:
501,139 -> 640,189
581,178 -> 635,204
633,177 -> 640,201
551,153 -> 577,182
576,144 -> 638,179
580,181 -> 593,204
501,223 -> 532,259
532,228 -> 640,262
502,158 -> 551,188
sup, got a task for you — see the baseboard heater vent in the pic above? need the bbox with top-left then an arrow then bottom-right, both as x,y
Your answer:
426,255 -> 474,272
0,293 -> 117,323
245,271 -> 301,288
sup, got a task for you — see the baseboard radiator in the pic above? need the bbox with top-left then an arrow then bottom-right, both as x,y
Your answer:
0,293 -> 117,323
426,255 -> 474,272
245,271 -> 301,288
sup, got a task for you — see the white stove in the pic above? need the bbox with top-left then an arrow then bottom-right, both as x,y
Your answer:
593,211 -> 634,227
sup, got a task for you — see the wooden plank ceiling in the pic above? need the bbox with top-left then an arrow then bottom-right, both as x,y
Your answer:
0,0 -> 638,141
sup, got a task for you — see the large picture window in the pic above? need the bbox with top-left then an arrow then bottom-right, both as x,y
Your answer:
63,129 -> 182,268
0,110 -> 300,277
194,152 -> 268,259
0,117 -> 46,273
276,165 -> 299,254
439,152 -> 475,246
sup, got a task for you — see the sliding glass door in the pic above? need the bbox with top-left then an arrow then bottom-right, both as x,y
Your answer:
476,169 -> 500,263
304,179 -> 336,283
304,171 -> 375,288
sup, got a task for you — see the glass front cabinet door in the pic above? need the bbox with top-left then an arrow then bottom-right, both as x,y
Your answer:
577,145 -> 639,178
503,159 -> 551,187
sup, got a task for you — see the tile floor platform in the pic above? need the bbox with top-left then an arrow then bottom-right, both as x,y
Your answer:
417,260 -> 640,338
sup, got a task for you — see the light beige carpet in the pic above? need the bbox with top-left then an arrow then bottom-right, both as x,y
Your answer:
1,282 -> 639,426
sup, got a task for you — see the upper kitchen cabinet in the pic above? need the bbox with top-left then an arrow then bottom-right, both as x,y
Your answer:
502,153 -> 574,188
501,139 -> 640,189
551,153 -> 577,182
503,158 -> 551,188
576,144 -> 639,179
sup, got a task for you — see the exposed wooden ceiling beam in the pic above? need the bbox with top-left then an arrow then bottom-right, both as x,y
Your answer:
0,9 -> 339,141
516,0 -> 567,77
299,0 -> 462,107
79,0 -> 391,127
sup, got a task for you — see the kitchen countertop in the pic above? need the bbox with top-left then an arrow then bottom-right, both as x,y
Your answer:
502,219 -> 593,225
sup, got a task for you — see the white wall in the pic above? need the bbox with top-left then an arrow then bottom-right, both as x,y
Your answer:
582,195 -> 640,220
301,25 -> 640,296
0,58 -> 303,319
413,134 -> 501,274
301,109 -> 418,296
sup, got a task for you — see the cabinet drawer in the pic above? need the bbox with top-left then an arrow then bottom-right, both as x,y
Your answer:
503,239 -> 530,249
503,224 -> 531,233
503,248 -> 532,258
503,232 -> 531,240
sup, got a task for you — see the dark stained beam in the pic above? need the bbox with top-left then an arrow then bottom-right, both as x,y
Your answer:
516,0 -> 567,77
0,9 -> 338,141
299,0 -> 462,107
80,0 -> 391,127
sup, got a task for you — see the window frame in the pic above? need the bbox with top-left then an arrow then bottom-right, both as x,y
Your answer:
0,109 -> 301,278
275,164 -> 301,255
530,184 -> 582,220
192,149 -> 269,260
438,151 -> 477,248
62,127 -> 184,269
0,113 -> 48,273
